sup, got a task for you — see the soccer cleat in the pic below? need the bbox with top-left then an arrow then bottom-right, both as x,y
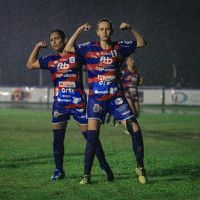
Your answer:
135,167 -> 147,184
124,130 -> 130,135
51,169 -> 65,180
102,167 -> 114,181
79,175 -> 91,185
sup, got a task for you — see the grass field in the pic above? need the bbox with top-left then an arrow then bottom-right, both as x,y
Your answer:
0,106 -> 200,200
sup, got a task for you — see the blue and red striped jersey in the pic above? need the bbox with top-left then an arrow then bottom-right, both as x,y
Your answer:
74,41 -> 137,100
38,52 -> 86,108
122,67 -> 140,99
122,67 -> 140,89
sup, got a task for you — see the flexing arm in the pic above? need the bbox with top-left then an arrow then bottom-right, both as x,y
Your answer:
120,23 -> 146,48
26,41 -> 47,69
64,23 -> 92,53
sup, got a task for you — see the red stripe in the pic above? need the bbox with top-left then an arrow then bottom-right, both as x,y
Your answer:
64,103 -> 86,109
85,51 -> 99,58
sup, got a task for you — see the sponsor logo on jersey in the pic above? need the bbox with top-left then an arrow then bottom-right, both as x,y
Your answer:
57,98 -> 71,103
53,111 -> 62,118
121,110 -> 131,115
78,42 -> 90,48
93,104 -> 102,112
63,73 -> 77,78
109,87 -> 118,94
100,56 -> 113,65
59,81 -> 76,88
57,62 -> 70,70
94,90 -> 108,94
118,40 -> 133,48
95,67 -> 115,72
59,57 -> 75,63
73,97 -> 82,104
56,73 -> 77,78
61,88 -> 75,93
118,40 -> 132,44
98,75 -> 115,85
124,41 -> 133,44
80,115 -> 87,119
115,98 -> 123,105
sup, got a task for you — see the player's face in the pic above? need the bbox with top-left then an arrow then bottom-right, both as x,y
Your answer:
96,21 -> 112,43
49,32 -> 65,52
126,57 -> 135,67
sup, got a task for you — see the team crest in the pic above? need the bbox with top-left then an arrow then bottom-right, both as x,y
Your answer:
114,98 -> 123,105
53,111 -> 62,118
73,97 -> 81,104
93,104 -> 102,113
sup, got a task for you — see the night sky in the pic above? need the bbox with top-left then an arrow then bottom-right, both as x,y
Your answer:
0,0 -> 199,88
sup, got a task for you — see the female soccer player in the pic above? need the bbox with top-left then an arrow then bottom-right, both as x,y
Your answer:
26,29 -> 114,181
122,55 -> 144,118
65,19 -> 147,184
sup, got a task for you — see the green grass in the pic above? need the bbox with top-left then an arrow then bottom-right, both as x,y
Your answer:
0,107 -> 200,200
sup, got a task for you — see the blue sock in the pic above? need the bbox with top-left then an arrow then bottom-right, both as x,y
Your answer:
130,130 -> 144,167
84,130 -> 99,175
82,131 -> 110,171
53,129 -> 65,171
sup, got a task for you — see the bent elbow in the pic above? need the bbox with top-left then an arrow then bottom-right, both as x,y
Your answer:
137,40 -> 146,48
64,45 -> 75,53
26,63 -> 33,69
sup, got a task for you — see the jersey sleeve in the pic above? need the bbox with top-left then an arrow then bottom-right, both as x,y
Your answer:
38,55 -> 50,70
118,40 -> 137,57
74,42 -> 91,57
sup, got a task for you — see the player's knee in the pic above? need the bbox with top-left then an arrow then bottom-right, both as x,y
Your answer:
126,117 -> 139,134
52,122 -> 67,130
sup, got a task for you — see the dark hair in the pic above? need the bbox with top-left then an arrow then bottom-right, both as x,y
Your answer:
122,54 -> 136,69
49,29 -> 65,40
97,18 -> 113,29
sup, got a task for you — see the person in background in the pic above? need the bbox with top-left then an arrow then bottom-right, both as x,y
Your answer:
122,55 -> 143,118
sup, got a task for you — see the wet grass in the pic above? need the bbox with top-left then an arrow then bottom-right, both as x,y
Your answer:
0,107 -> 200,200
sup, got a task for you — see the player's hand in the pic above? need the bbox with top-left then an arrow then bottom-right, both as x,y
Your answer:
79,23 -> 92,32
36,41 -> 48,49
119,22 -> 132,30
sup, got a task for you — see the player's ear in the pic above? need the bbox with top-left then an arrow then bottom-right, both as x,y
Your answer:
96,29 -> 100,36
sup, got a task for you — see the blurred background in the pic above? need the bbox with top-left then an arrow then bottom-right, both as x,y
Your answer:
0,0 -> 200,88
0,0 -> 200,107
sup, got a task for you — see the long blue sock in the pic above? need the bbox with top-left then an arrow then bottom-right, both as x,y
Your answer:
84,130 -> 99,175
82,131 -> 110,171
53,129 -> 65,170
130,130 -> 144,167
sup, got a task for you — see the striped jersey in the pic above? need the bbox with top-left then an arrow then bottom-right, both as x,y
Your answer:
39,52 -> 86,108
74,41 -> 137,100
122,67 -> 140,99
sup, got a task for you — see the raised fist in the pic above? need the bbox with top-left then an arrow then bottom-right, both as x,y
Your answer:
119,22 -> 132,30
36,41 -> 48,48
80,23 -> 92,31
